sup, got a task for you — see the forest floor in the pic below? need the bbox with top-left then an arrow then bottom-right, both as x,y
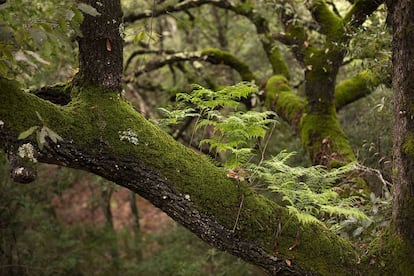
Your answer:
41,164 -> 174,234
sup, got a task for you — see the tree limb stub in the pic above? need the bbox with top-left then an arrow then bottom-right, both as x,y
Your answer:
0,77 -> 359,275
335,69 -> 382,110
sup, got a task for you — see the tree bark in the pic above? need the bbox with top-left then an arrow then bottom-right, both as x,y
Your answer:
76,0 -> 123,91
390,0 -> 414,248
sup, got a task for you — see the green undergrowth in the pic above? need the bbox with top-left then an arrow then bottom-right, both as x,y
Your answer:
250,151 -> 367,226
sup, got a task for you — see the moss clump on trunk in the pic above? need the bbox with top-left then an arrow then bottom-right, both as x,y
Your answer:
299,111 -> 355,167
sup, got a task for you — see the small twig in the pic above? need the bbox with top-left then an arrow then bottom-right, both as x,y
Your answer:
289,229 -> 300,251
273,211 -> 282,254
258,121 -> 277,167
356,163 -> 392,188
232,184 -> 244,232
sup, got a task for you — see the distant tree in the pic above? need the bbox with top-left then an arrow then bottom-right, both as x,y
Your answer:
123,0 -> 389,168
0,0 -> 413,275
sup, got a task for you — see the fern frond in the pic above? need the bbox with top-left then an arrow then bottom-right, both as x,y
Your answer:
250,152 -> 366,226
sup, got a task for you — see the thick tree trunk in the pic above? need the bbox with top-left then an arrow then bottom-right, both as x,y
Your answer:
390,0 -> 414,248
76,0 -> 123,91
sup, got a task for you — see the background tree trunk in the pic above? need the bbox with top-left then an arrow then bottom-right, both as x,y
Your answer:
390,0 -> 414,248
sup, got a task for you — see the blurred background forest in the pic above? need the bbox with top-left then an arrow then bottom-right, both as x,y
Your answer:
1,0 -> 392,274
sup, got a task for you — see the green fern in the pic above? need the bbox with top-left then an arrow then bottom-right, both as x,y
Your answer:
158,107 -> 199,126
159,82 -> 277,168
176,82 -> 257,111
198,111 -> 276,168
159,83 -> 368,229
249,151 -> 369,226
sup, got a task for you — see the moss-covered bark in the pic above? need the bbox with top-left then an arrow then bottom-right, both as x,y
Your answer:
0,77 -> 361,274
265,75 -> 305,128
362,229 -> 414,275
308,0 -> 344,39
300,111 -> 356,167
200,48 -> 258,82
335,70 -> 381,110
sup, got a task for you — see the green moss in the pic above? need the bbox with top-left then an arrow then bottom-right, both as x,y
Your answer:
299,110 -> 355,167
403,134 -> 414,157
269,46 -> 290,79
282,223 -> 357,275
284,24 -> 307,44
200,48 -> 257,82
363,229 -> 414,275
265,75 -> 305,126
265,75 -> 290,105
335,70 -> 379,109
0,78 -> 71,134
310,0 -> 344,40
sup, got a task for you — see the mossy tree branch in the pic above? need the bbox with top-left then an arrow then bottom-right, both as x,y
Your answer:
343,0 -> 386,30
1,0 -> 412,274
124,49 -> 178,72
307,0 -> 344,39
265,75 -> 306,129
0,78 -> 359,275
129,48 -> 258,83
335,69 -> 382,110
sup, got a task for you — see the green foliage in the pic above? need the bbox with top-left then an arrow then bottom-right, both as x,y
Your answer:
0,0 -> 80,85
176,82 -> 258,110
197,110 -> 277,168
333,190 -> 392,241
250,150 -> 368,226
18,112 -> 63,150
160,82 -> 277,168
158,107 -> 199,126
